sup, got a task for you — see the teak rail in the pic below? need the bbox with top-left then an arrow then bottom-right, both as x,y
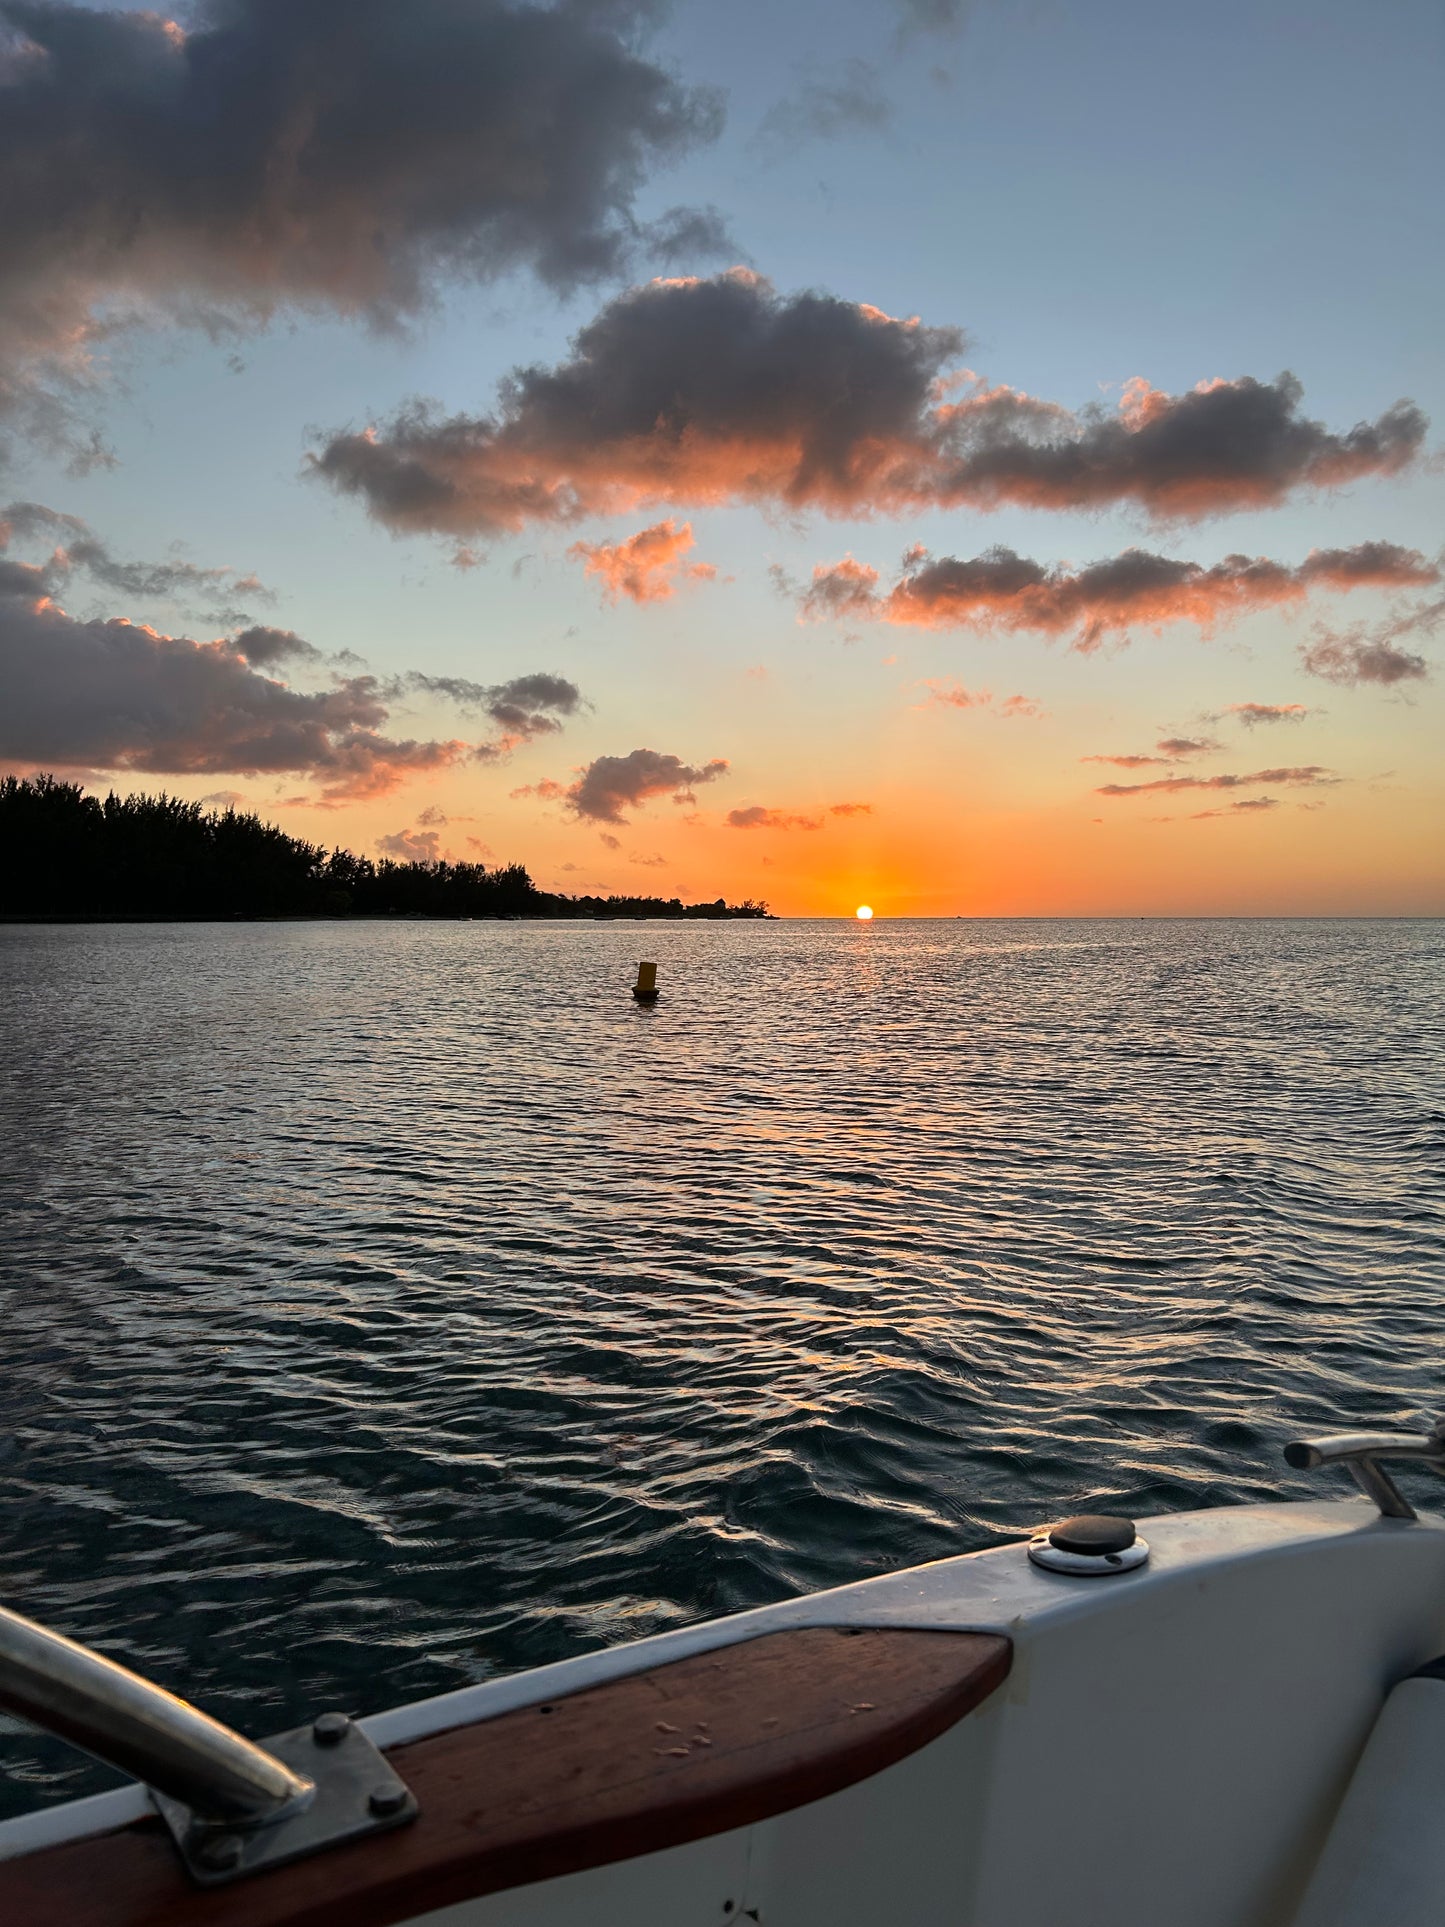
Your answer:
0,1625 -> 1011,1927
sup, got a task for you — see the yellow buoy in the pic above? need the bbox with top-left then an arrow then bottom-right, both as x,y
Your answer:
633,960 -> 659,1003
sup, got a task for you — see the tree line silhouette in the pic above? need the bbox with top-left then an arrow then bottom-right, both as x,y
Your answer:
0,777 -> 771,921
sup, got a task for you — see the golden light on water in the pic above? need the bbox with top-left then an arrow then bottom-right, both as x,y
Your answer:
855,905 -> 874,920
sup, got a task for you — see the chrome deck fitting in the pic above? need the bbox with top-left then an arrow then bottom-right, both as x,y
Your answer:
0,1602 -> 416,1887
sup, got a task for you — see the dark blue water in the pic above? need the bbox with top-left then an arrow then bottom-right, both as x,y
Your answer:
2,918 -> 1442,1817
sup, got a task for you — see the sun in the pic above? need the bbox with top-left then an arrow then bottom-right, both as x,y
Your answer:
855,904 -> 874,920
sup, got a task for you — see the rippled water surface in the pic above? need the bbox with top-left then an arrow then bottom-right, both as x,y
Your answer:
2,918 -> 1443,1815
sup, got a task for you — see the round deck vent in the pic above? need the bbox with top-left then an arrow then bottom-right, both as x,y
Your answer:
1028,1513 -> 1149,1576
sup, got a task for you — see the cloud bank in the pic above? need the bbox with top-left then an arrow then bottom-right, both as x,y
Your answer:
0,604 -> 463,802
0,0 -> 725,459
799,541 -> 1436,650
311,271 -> 1426,535
0,528 -> 583,799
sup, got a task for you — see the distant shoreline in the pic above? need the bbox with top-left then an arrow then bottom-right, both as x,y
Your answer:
0,776 -> 772,922
0,909 -> 773,924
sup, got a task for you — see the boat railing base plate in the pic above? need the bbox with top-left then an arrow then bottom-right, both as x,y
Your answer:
151,1714 -> 417,1888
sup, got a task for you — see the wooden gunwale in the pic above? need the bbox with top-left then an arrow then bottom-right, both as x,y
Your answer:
0,1624 -> 1011,1927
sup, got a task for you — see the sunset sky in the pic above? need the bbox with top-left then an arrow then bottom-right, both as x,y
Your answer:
1,0 -> 1441,914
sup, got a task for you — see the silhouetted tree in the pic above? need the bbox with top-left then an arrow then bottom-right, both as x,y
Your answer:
0,777 -> 771,920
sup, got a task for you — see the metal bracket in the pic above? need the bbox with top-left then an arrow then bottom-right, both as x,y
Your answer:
151,1713 -> 417,1888
1283,1421 -> 1445,1521
1,1600 -> 418,1887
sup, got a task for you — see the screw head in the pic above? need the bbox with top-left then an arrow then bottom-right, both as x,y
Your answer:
368,1783 -> 408,1818
312,1711 -> 352,1746
196,1831 -> 244,1873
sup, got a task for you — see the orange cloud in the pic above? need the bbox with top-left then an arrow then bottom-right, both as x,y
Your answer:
312,273 -> 1427,535
797,554 -> 880,620
568,519 -> 717,604
802,542 -> 1435,651
918,680 -> 1045,717
919,679 -> 989,710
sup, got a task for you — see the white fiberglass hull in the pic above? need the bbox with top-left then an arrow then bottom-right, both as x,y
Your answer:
3,1497 -> 1443,1926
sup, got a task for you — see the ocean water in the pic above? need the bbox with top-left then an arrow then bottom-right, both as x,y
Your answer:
1,917 -> 1442,1818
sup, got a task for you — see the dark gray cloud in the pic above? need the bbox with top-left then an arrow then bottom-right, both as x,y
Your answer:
798,539 -> 1435,649
944,380 -> 1427,521
1299,633 -> 1430,686
1191,797 -> 1281,819
725,805 -> 823,829
0,600 -> 460,800
1084,738 -> 1218,768
1296,542 -> 1440,587
310,271 -> 1427,534
1,499 -> 272,620
0,553 -> 580,799
311,269 -> 967,532
1299,594 -> 1441,686
1211,702 -> 1311,726
565,747 -> 728,822
0,0 -> 725,457
385,669 -> 585,748
1096,766 -> 1337,797
230,626 -> 320,666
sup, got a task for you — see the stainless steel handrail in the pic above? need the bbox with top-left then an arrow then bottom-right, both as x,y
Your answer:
1283,1423 -> 1445,1521
0,1602 -> 314,1826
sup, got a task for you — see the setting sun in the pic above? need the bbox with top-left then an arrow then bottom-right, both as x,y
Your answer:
855,905 -> 874,920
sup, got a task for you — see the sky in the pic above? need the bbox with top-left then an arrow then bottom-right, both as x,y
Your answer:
0,0 -> 1441,915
